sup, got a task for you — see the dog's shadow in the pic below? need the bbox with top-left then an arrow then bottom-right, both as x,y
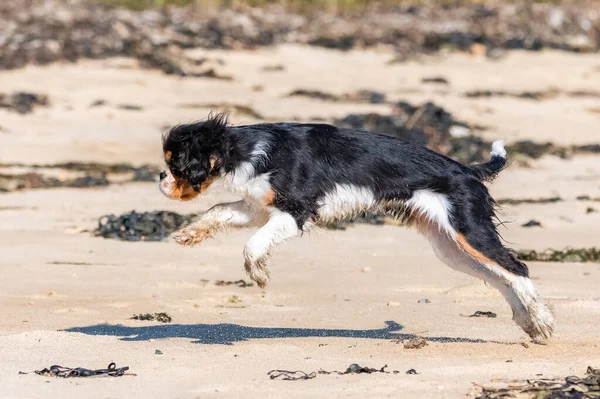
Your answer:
64,320 -> 503,345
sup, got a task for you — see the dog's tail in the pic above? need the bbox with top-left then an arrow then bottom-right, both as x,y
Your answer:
469,140 -> 507,182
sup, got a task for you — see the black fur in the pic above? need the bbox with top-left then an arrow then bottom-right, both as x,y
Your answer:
162,114 -> 528,277
162,112 -> 229,191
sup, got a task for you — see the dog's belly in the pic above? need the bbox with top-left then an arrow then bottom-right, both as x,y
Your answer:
316,184 -> 378,223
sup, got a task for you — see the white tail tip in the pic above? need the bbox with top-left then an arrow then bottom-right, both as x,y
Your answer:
491,140 -> 507,158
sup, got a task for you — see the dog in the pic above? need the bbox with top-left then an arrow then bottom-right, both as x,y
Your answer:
159,113 -> 554,343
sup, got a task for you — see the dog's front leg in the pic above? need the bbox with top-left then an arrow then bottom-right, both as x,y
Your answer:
243,210 -> 300,288
175,200 -> 268,246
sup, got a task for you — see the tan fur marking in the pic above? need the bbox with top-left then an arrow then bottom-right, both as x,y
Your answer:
263,189 -> 276,206
200,176 -> 217,193
169,176 -> 198,201
455,233 -> 497,266
165,151 -> 172,162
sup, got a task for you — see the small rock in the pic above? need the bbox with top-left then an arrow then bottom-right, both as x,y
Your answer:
406,369 -> 419,375
522,220 -> 542,228
418,299 -> 431,304
387,301 -> 401,307
155,349 -> 163,355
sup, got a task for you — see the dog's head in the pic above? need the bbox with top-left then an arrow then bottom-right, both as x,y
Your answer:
159,113 -> 228,201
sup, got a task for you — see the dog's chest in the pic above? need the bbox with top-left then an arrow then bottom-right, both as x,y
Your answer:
224,162 -> 272,202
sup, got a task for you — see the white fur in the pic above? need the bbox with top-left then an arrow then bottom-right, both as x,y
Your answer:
406,190 -> 454,237
317,184 -> 376,222
224,162 -> 272,202
491,140 -> 507,158
243,209 -> 300,287
158,169 -> 176,197
198,200 -> 268,228
245,210 -> 299,261
420,224 -> 554,341
251,141 -> 271,166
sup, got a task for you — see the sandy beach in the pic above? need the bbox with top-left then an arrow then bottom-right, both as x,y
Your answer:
1,44 -> 600,398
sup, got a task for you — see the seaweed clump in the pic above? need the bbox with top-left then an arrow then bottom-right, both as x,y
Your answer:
131,313 -> 172,323
476,366 -> 600,399
518,248 -> 600,263
95,211 -> 193,241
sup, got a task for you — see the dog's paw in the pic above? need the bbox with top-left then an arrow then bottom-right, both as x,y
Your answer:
174,228 -> 211,246
243,256 -> 270,289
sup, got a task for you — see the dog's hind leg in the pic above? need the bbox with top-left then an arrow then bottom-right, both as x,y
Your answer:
243,209 -> 301,288
417,218 -> 554,343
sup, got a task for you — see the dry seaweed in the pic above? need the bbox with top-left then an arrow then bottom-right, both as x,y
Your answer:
475,366 -> 600,399
577,196 -> 600,202
403,337 -> 428,349
131,312 -> 172,323
518,248 -> 600,263
497,197 -> 563,206
335,105 -> 599,163
117,104 -> 144,111
468,311 -> 497,318
96,210 -> 193,241
465,89 -> 560,101
421,76 -> 449,85
506,141 -> 570,159
268,363 -> 397,381
335,102 -> 581,164
261,64 -> 285,72
215,280 -> 254,288
466,89 -> 600,101
25,363 -> 131,378
0,163 -> 159,192
0,172 -> 109,192
288,89 -> 385,104
335,102 -> 466,155
0,92 -> 49,114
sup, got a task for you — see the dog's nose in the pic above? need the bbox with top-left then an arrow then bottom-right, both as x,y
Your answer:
159,171 -> 167,180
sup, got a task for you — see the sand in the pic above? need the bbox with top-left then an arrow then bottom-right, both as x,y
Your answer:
1,46 -> 600,398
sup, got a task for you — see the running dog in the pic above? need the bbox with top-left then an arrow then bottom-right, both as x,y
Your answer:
159,113 -> 554,343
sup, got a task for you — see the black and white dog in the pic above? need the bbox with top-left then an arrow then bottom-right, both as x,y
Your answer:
159,113 -> 554,343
